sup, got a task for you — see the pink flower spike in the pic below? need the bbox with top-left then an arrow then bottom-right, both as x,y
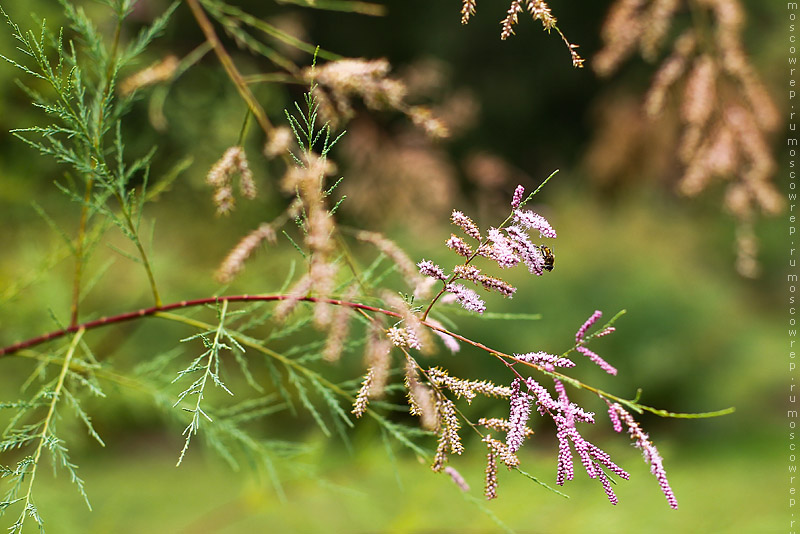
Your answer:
612,403 -> 679,510
515,351 -> 575,368
446,283 -> 486,314
483,228 -> 519,269
524,377 -> 559,413
444,466 -> 470,492
586,441 -> 629,480
446,235 -> 473,257
513,209 -> 557,238
553,377 -> 568,402
506,378 -> 532,453
511,185 -> 525,208
648,447 -> 679,510
567,427 -> 596,478
598,471 -> 619,505
451,210 -> 481,240
577,346 -> 618,376
417,259 -> 447,281
563,401 -> 595,424
556,429 -> 573,485
427,318 -> 461,353
595,326 -> 616,338
505,225 -> 545,275
605,400 -> 623,433
576,310 -> 603,342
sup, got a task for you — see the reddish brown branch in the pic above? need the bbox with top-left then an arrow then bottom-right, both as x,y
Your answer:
0,295 -> 401,358
1,292 -> 701,420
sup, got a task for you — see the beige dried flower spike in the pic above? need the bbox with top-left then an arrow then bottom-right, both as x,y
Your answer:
404,357 -> 437,429
364,324 -> 393,398
461,0 -> 584,68
119,55 -> 179,95
461,0 -> 477,24
215,223 -> 276,284
594,0 -> 781,276
322,285 -> 359,362
206,146 -> 256,215
431,395 -> 464,471
351,367 -> 374,418
264,126 -> 293,158
304,58 -> 450,137
356,231 -> 432,298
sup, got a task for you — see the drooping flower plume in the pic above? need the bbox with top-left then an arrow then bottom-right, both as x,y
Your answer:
609,403 -> 679,510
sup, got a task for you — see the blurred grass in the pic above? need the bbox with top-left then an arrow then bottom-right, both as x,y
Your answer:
23,427 -> 782,533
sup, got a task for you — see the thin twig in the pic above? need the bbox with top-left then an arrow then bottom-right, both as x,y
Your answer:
185,0 -> 273,136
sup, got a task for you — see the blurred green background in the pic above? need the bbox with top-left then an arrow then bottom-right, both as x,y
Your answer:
0,0 -> 788,532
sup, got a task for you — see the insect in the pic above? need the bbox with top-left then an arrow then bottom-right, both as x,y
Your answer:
539,245 -> 555,272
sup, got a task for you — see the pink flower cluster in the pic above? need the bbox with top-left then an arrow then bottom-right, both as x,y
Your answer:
410,183 -> 683,509
517,373 -> 630,505
498,311 -> 677,507
417,185 -> 557,315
